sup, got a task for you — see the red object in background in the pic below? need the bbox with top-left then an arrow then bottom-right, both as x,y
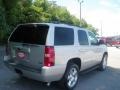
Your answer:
99,36 -> 120,47
111,41 -> 120,46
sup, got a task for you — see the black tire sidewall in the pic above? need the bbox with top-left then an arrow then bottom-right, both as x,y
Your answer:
99,54 -> 108,71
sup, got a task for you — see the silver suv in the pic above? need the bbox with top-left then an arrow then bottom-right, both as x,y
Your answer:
4,23 -> 108,90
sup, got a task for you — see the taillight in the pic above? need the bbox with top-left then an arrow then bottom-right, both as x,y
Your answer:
44,46 -> 55,67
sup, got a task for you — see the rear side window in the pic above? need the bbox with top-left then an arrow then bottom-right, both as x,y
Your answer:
78,30 -> 89,45
54,27 -> 74,45
9,24 -> 49,45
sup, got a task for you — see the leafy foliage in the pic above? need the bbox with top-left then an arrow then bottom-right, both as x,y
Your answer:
0,0 -> 98,44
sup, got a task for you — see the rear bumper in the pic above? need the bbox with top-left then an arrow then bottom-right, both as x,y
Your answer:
4,59 -> 66,82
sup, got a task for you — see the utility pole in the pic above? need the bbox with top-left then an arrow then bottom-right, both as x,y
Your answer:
80,0 -> 84,20
78,0 -> 84,26
100,21 -> 103,37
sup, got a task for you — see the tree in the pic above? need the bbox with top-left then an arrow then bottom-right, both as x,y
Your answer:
0,0 -> 10,43
80,19 -> 88,28
87,24 -> 98,35
0,0 -> 98,44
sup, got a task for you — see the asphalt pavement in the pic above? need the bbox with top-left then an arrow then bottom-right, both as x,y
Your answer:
0,46 -> 120,90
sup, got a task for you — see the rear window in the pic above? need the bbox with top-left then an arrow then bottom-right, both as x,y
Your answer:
54,27 -> 74,45
9,24 -> 49,45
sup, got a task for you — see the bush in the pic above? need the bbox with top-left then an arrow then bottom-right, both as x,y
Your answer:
0,0 -> 98,44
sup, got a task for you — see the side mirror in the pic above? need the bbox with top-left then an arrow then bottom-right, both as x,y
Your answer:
99,39 -> 105,45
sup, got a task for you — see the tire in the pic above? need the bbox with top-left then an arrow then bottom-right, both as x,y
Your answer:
60,63 -> 79,90
99,54 -> 108,71
116,46 -> 119,48
15,69 -> 24,78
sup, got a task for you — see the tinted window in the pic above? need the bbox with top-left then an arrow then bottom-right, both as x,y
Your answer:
9,24 -> 49,45
88,32 -> 98,45
78,30 -> 89,45
54,27 -> 74,45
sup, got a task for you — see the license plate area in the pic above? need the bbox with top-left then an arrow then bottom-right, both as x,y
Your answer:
16,51 -> 27,59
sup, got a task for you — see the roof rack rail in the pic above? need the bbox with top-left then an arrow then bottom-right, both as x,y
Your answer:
48,21 -> 82,28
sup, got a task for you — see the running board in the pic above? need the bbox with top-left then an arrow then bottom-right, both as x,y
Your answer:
80,64 -> 99,75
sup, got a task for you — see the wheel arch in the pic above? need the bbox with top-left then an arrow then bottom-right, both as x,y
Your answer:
103,52 -> 108,57
66,58 -> 81,71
